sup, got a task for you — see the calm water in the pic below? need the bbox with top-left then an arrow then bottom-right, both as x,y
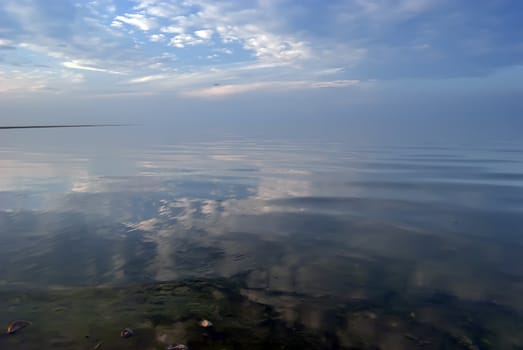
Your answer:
1,129 -> 523,349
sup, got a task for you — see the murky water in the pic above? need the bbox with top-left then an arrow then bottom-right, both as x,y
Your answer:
1,131 -> 522,349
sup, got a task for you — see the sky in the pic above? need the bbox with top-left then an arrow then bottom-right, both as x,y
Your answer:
0,0 -> 522,142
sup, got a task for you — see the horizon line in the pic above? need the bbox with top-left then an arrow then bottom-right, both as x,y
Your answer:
0,124 -> 133,130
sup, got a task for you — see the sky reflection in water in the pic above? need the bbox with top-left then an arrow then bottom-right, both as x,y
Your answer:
1,135 -> 523,348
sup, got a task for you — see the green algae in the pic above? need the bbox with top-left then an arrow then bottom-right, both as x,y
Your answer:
0,279 -> 324,350
1,278 -> 523,350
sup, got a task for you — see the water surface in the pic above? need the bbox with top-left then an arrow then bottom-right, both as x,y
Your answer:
1,131 -> 522,349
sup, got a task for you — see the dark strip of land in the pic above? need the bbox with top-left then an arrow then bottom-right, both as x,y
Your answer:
0,124 -> 128,130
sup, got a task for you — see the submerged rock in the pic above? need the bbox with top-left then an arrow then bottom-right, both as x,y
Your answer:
167,345 -> 189,350
120,327 -> 135,338
457,335 -> 479,350
199,319 -> 213,328
6,320 -> 32,334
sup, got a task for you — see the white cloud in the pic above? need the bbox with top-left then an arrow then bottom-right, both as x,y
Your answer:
169,33 -> 204,48
62,60 -> 124,75
0,0 -> 515,99
133,0 -> 160,11
18,42 -> 66,58
128,74 -> 168,83
160,25 -> 184,33
245,34 -> 310,61
142,2 -> 182,17
114,13 -> 157,31
110,20 -> 123,28
0,0 -> 364,95
0,38 -> 13,46
215,25 -> 240,43
132,2 -> 312,63
317,67 -> 345,76
188,3 -> 312,62
149,33 -> 165,42
194,29 -> 214,40
166,29 -> 213,48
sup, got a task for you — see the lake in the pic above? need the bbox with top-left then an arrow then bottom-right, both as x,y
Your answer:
1,128 -> 522,349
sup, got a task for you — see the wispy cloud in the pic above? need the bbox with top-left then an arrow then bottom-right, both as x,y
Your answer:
181,80 -> 361,98
113,13 -> 158,31
62,60 -> 124,75
0,67 -> 84,94
149,33 -> 165,42
169,33 -> 204,48
115,1 -> 313,64
0,38 -> 14,47
128,74 -> 168,83
0,0 -> 520,96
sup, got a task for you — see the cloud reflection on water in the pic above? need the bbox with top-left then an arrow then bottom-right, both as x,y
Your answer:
0,140 -> 523,317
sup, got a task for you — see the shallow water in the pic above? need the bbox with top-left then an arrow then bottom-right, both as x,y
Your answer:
1,131 -> 522,349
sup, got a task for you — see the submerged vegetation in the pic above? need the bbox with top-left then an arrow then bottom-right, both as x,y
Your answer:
2,277 -> 523,350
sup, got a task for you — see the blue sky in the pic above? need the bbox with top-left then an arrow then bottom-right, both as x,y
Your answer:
0,0 -> 522,137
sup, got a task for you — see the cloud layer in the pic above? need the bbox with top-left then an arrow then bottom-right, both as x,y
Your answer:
0,0 -> 521,97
